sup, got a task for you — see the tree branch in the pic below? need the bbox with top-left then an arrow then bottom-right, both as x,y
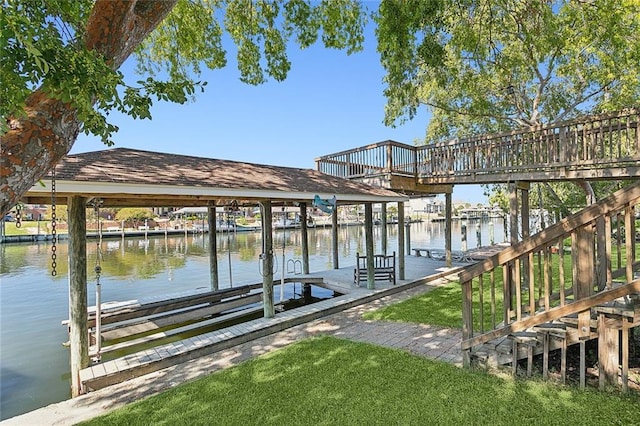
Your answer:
1,0 -> 178,215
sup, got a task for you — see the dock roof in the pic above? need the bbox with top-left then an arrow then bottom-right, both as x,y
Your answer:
23,148 -> 408,207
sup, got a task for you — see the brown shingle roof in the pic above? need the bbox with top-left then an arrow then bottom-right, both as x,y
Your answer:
25,148 -> 407,207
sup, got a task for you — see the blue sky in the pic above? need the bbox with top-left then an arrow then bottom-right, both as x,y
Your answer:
72,22 -> 487,205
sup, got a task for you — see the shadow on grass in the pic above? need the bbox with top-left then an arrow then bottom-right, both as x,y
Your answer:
79,336 -> 639,426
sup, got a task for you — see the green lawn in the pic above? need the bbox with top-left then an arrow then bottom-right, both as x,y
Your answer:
3,220 -> 40,235
363,282 -> 465,328
80,336 -> 638,426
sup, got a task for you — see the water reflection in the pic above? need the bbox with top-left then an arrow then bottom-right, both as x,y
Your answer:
0,220 -> 505,420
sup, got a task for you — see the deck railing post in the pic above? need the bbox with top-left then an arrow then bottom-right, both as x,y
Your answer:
398,201 -> 405,280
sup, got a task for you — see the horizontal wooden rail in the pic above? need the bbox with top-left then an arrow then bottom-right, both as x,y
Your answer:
461,280 -> 640,351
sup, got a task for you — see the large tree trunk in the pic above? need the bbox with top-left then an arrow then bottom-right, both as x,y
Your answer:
1,0 -> 177,216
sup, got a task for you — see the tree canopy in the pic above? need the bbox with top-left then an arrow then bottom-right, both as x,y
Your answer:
3,0 -> 640,216
1,0 -> 368,215
377,0 -> 640,142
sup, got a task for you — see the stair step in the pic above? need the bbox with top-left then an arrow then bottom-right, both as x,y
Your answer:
533,322 -> 568,336
509,331 -> 539,343
559,316 -> 598,329
593,302 -> 639,321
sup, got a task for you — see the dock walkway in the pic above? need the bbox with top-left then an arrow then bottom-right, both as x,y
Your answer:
2,252 -> 496,425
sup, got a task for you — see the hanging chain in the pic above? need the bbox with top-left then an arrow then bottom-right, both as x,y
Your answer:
15,202 -> 22,228
51,166 -> 57,276
94,202 -> 103,281
92,200 -> 103,362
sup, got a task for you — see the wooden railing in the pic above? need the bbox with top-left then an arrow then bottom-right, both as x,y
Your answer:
316,140 -> 417,179
316,108 -> 640,185
458,181 -> 640,366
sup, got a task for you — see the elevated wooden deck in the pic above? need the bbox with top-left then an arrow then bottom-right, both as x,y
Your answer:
316,108 -> 640,194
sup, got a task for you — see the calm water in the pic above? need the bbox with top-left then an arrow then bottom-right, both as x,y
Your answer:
0,220 -> 504,420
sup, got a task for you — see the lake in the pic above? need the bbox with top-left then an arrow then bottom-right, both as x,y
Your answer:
0,219 -> 505,420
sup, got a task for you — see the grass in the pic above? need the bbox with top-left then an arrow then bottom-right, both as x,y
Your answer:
3,220 -> 40,235
79,336 -> 639,426
365,240 -> 640,332
362,282 -> 465,328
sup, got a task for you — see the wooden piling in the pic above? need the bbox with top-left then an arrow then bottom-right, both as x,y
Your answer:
68,195 -> 89,397
261,200 -> 274,318
208,205 -> 218,291
365,203 -> 375,289
332,206 -> 339,269
300,203 -> 310,274
381,202 -> 387,254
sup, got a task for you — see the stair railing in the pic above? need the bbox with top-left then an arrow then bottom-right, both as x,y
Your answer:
459,180 -> 640,367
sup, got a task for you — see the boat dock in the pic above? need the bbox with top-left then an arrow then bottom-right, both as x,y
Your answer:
78,253 -> 478,393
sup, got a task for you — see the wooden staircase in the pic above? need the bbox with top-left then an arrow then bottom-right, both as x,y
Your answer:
459,181 -> 640,391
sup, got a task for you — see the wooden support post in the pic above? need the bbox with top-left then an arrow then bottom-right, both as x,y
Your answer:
509,182 -> 518,244
208,206 -> 219,291
302,283 -> 312,304
519,182 -> 530,238
512,340 -> 518,376
580,340 -> 586,390
445,193 -> 452,267
595,217 -> 607,291
598,313 -> 619,389
622,318 -> 629,393
460,222 -> 467,252
68,195 -> 89,397
332,206 -> 339,269
624,206 -> 634,283
261,200 -> 274,318
398,201 -> 405,280
365,203 -> 375,289
527,344 -> 533,377
542,332 -> 549,379
519,182 -> 531,300
574,227 -> 595,302
381,203 -> 388,254
300,203 -> 310,274
560,335 -> 567,384
405,222 -> 411,256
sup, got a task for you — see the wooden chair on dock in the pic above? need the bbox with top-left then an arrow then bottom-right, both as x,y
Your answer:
354,252 -> 396,286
